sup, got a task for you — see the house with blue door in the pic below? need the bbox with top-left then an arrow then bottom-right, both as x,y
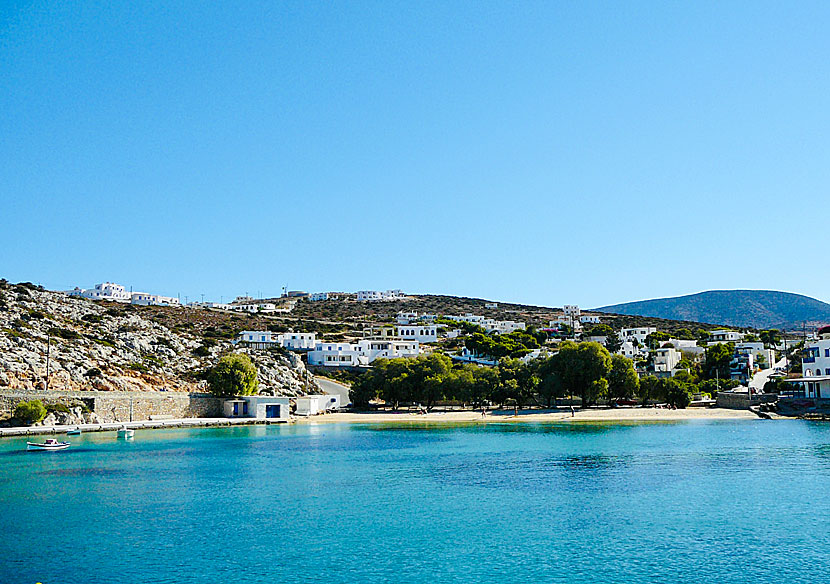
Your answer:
223,396 -> 290,421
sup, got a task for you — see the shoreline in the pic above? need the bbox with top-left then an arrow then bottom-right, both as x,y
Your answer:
296,407 -> 760,424
0,407 -> 766,438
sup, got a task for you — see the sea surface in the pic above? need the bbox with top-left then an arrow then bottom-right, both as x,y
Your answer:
1,419 -> 829,583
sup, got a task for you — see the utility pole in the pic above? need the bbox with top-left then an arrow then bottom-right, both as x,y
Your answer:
45,333 -> 51,391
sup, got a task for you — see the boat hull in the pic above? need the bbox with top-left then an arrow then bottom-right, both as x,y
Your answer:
27,442 -> 70,451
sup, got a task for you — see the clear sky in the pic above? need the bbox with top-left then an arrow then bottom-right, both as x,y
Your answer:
2,1 -> 829,308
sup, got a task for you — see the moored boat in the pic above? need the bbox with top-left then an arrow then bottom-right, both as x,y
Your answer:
66,427 -> 82,436
117,426 -> 135,440
27,438 -> 70,451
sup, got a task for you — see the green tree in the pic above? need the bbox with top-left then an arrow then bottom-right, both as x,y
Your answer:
607,354 -> 639,402
659,378 -> 693,408
585,324 -> 615,338
645,331 -> 671,349
534,356 -> 565,407
637,375 -> 660,405
13,400 -> 47,425
703,343 -> 734,380
207,353 -> 259,398
557,341 -> 612,407
759,329 -> 782,348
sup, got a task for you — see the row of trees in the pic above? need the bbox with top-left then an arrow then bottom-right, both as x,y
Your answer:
350,342 -> 699,410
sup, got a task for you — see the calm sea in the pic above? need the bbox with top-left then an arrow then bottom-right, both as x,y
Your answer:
1,420 -> 829,583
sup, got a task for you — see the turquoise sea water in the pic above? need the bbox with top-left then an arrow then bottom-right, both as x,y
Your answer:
2,420 -> 830,583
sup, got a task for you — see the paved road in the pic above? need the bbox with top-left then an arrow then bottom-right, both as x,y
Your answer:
315,376 -> 352,406
749,357 -> 787,390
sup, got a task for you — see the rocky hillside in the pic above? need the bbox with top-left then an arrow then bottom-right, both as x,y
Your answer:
0,281 -> 315,396
596,289 -> 830,330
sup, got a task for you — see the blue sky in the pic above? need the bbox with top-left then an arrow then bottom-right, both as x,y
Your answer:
2,1 -> 829,308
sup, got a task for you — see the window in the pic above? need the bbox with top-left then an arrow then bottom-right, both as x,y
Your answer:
825,349 -> 829,358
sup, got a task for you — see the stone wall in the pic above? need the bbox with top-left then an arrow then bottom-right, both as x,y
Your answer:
716,392 -> 777,410
0,390 -> 222,422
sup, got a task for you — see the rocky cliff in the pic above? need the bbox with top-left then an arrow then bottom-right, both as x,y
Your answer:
0,281 -> 315,396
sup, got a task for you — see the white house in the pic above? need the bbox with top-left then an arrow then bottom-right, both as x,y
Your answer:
357,289 -> 405,302
233,303 -> 277,313
485,302 -> 498,309
791,326 -> 830,398
735,342 -> 775,369
223,396 -> 290,420
579,315 -> 601,324
487,320 -> 526,334
308,339 -> 420,367
308,342 -> 362,366
448,314 -> 525,334
396,325 -> 438,344
295,394 -> 341,416
618,341 -> 640,359
280,332 -> 317,350
620,327 -> 657,346
397,311 -> 419,325
237,330 -> 317,350
237,331 -> 316,350
309,292 -> 329,301
709,330 -> 744,343
67,282 -> 132,302
664,339 -> 706,359
130,292 -> 180,306
653,347 -> 682,374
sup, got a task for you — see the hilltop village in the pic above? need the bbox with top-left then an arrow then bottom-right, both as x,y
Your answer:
1,279 -> 828,430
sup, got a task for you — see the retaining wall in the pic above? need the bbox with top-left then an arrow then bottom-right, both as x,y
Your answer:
0,390 -> 222,422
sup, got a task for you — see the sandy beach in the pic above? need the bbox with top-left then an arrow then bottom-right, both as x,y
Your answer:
296,407 -> 759,424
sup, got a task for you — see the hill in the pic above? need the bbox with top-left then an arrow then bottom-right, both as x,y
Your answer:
595,290 -> 830,330
0,281 -> 313,399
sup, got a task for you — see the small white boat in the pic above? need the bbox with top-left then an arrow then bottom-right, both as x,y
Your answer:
117,426 -> 135,440
27,438 -> 70,451
66,428 -> 82,436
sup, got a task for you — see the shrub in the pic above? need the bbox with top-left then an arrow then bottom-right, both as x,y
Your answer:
48,327 -> 80,340
46,403 -> 71,414
192,345 -> 211,357
128,362 -> 150,373
85,367 -> 103,378
13,400 -> 47,425
81,313 -> 103,323
207,353 -> 259,398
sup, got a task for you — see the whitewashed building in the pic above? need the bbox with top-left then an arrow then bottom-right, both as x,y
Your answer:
233,303 -> 277,313
309,292 -> 329,301
797,326 -> 830,398
396,325 -> 438,344
130,292 -> 180,306
67,282 -> 132,302
653,347 -> 683,374
357,289 -> 405,302
237,331 -> 317,350
709,330 -> 744,343
620,327 -> 657,345
308,339 -> 420,367
295,395 -> 341,416
618,341 -> 640,359
485,302 -> 498,309
223,396 -> 290,420
579,315 -> 601,324
664,339 -> 706,359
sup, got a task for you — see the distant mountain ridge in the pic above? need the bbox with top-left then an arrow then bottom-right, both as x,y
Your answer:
595,290 -> 830,330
